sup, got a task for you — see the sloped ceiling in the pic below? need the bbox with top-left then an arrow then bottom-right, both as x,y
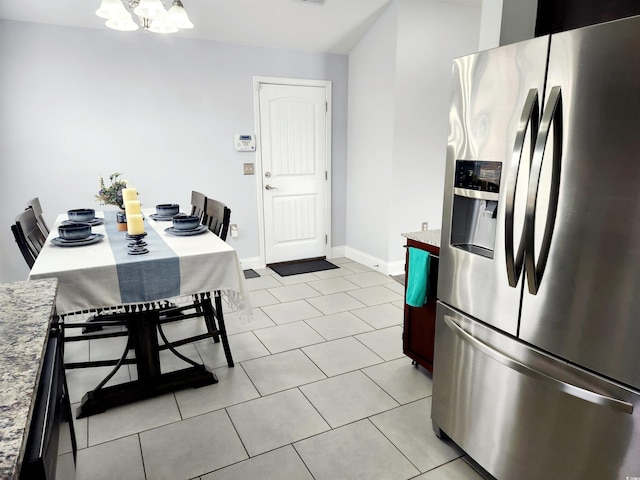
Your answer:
0,0 -> 482,54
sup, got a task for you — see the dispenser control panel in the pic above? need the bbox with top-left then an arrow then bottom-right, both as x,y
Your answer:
455,161 -> 502,193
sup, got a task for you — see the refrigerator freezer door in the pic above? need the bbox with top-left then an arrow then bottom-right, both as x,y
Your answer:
439,37 -> 549,335
519,15 -> 640,390
432,302 -> 640,480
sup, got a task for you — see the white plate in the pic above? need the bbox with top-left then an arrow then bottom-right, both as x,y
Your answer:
62,218 -> 105,226
51,233 -> 105,247
164,225 -> 209,236
150,213 -> 182,222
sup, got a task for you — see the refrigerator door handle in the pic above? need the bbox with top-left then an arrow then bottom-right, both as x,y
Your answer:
525,86 -> 563,294
506,88 -> 539,287
443,316 -> 634,414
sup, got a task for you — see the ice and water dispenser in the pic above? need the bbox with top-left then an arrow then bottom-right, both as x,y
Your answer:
450,160 -> 502,259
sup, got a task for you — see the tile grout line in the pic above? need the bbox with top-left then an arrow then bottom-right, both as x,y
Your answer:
66,259 -> 476,480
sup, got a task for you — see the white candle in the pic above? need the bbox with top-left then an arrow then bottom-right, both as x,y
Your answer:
127,213 -> 145,235
122,187 -> 138,203
124,200 -> 142,215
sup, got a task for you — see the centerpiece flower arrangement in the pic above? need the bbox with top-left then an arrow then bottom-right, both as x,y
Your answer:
96,172 -> 128,209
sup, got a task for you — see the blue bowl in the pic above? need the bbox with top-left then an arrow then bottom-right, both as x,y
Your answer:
67,208 -> 95,222
172,214 -> 200,231
156,204 -> 180,217
58,222 -> 92,240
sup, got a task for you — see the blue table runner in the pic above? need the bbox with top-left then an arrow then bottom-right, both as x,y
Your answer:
104,214 -> 180,303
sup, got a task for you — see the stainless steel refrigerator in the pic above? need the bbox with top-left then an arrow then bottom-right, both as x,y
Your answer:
432,15 -> 640,480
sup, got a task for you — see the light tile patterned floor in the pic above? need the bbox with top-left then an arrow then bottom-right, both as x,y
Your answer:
59,258 -> 488,480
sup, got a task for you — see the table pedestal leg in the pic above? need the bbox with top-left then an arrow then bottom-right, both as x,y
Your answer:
76,309 -> 217,419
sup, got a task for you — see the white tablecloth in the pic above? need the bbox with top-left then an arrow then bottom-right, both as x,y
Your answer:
29,210 -> 250,316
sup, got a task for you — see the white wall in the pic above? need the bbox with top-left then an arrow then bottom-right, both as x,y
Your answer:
346,0 -> 481,274
479,0 -> 504,50
478,0 -> 539,51
0,20 -> 348,283
345,2 -> 398,265
499,0 -> 538,46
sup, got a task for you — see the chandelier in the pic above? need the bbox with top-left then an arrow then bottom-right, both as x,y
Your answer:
96,0 -> 194,33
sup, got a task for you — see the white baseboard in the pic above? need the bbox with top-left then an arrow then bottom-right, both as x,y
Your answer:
333,246 -> 404,276
238,256 -> 262,270
240,248 -> 405,277
330,245 -> 347,259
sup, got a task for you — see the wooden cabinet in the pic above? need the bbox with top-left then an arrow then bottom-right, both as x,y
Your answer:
535,0 -> 640,36
0,279 -> 76,480
402,238 -> 439,372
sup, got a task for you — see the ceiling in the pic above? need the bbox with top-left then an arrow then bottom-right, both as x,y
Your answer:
0,0 -> 481,54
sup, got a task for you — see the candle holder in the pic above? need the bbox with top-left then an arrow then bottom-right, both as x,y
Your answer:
116,210 -> 127,232
126,233 -> 149,255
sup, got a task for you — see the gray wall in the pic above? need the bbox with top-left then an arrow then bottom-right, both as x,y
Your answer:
346,0 -> 481,273
0,19 -> 348,283
478,0 -> 539,50
500,0 -> 538,45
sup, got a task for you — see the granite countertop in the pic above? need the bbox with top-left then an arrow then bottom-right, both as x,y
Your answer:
402,229 -> 441,248
0,278 -> 58,480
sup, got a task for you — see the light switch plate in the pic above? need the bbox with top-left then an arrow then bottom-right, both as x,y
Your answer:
243,163 -> 254,175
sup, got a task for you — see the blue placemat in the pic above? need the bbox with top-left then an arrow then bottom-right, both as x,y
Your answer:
104,214 -> 180,303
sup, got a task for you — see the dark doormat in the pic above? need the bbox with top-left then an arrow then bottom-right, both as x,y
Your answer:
269,259 -> 339,277
243,269 -> 260,279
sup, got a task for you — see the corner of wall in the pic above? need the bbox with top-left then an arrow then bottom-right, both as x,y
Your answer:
341,245 -> 405,276
479,0 -> 504,50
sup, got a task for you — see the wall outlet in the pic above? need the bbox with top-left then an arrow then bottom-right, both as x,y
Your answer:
243,163 -> 254,175
421,222 -> 429,231
230,224 -> 238,237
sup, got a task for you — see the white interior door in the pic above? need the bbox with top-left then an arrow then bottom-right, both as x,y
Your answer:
256,80 -> 330,265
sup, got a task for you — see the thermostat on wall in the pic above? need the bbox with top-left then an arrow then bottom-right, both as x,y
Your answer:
235,134 -> 256,152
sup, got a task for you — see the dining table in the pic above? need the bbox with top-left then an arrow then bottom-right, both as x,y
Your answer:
28,208 -> 250,418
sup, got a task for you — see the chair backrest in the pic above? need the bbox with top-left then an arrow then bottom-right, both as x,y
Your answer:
11,223 -> 36,268
190,191 -> 207,222
27,197 -> 50,235
15,207 -> 47,262
203,198 -> 231,241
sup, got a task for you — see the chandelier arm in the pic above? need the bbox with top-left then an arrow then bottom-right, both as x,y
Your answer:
98,0 -> 192,33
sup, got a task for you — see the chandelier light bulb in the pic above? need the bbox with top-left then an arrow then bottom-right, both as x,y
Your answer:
96,0 -> 128,20
133,0 -> 166,20
148,8 -> 179,33
167,1 -> 194,29
106,16 -> 140,31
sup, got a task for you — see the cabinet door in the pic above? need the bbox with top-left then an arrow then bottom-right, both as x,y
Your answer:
432,302 -> 640,480
439,37 -> 549,336
520,15 -> 640,392
403,241 -> 439,371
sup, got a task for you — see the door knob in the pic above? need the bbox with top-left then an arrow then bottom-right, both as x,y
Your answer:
265,184 -> 278,190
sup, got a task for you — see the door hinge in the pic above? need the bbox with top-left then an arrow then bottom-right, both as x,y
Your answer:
325,101 -> 328,113
325,171 -> 328,180
325,235 -> 328,244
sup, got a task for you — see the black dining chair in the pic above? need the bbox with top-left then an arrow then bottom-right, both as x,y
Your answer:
12,207 -> 126,359
27,197 -> 50,236
14,208 -> 47,263
11,223 -> 36,268
156,196 -> 235,367
190,191 -> 207,223
203,198 -> 231,241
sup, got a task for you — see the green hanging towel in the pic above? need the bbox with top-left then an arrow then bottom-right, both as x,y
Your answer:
406,247 -> 430,307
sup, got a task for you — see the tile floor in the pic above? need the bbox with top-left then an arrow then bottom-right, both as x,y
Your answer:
57,258 -> 487,480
